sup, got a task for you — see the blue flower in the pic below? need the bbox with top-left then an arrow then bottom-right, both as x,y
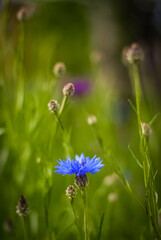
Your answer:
54,153 -> 104,176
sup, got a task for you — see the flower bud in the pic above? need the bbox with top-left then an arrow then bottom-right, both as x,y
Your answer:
16,195 -> 30,217
63,83 -> 75,97
53,62 -> 66,78
127,43 -> 144,64
48,100 -> 60,113
141,122 -> 152,137
17,7 -> 28,21
66,185 -> 77,199
87,115 -> 97,125
75,174 -> 88,190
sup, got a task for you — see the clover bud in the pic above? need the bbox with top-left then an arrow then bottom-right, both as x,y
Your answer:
66,185 -> 77,199
63,83 -> 75,97
141,122 -> 152,138
48,100 -> 60,113
16,195 -> 30,217
127,43 -> 144,64
53,62 -> 66,78
75,174 -> 88,190
87,115 -> 97,125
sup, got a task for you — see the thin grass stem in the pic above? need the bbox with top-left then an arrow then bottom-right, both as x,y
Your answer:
21,217 -> 27,240
82,189 -> 88,240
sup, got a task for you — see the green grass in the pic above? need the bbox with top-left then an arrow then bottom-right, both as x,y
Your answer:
0,2 -> 161,240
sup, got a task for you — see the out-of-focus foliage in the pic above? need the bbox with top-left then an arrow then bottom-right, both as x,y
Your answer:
0,1 -> 161,240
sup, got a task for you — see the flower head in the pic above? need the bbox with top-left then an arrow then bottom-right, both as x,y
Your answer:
127,43 -> 144,64
54,153 -> 104,176
63,83 -> 75,97
53,62 -> 66,78
16,195 -> 30,217
141,122 -> 152,137
66,185 -> 77,199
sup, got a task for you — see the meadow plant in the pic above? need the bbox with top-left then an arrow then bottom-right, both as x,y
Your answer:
54,153 -> 104,240
16,195 -> 30,240
1,3 -> 161,240
126,43 -> 161,239
53,62 -> 66,78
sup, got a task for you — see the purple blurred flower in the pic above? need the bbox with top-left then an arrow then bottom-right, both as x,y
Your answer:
72,78 -> 92,96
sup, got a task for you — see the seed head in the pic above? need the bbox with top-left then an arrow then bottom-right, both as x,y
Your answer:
87,115 -> 97,125
66,185 -> 77,199
17,7 -> 28,21
75,174 -> 88,190
53,62 -> 66,78
48,100 -> 59,113
16,195 -> 30,217
63,83 -> 75,97
141,122 -> 152,137
127,43 -> 144,64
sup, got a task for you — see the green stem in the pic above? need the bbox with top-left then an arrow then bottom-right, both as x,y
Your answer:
71,198 -> 81,237
44,190 -> 53,240
21,217 -> 27,240
82,189 -> 87,240
132,64 -> 142,137
58,95 -> 68,117
16,21 -> 25,111
55,112 -> 64,132
132,63 -> 161,239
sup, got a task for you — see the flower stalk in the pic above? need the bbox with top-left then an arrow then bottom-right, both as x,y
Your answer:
132,63 -> 142,137
82,188 -> 88,240
130,51 -> 161,239
21,216 -> 27,240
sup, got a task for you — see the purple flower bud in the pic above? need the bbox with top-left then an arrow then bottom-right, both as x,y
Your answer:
63,83 -> 75,97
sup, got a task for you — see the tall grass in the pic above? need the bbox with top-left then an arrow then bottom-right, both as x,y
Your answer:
0,2 -> 161,240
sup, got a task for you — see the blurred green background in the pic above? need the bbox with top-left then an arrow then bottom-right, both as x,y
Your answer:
1,0 -> 161,239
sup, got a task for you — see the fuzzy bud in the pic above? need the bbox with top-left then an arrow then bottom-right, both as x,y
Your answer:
66,185 -> 77,199
53,62 -> 66,78
48,100 -> 59,113
17,7 -> 29,21
127,43 -> 144,64
87,115 -> 97,125
63,83 -> 75,97
141,122 -> 152,137
75,174 -> 88,190
16,195 -> 30,217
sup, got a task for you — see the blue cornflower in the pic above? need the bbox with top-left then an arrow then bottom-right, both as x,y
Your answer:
54,153 -> 104,176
